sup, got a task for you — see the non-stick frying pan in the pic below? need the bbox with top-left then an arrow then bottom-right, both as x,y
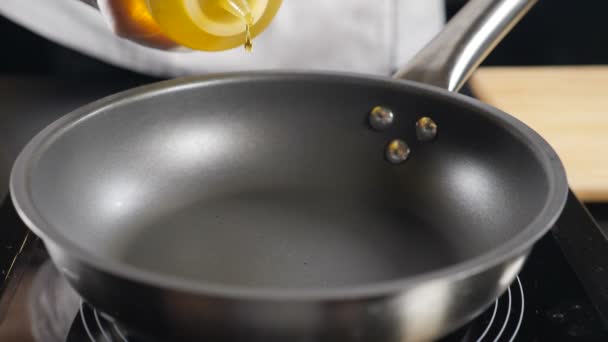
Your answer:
10,0 -> 568,341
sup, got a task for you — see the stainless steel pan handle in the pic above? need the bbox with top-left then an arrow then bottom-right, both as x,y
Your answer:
394,0 -> 538,92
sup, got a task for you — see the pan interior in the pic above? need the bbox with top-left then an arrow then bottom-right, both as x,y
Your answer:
26,76 -> 552,290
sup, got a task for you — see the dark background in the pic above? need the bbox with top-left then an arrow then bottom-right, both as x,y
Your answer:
445,0 -> 607,66
0,0 -> 604,79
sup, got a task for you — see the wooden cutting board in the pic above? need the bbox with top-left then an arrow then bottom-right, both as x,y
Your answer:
470,66 -> 608,202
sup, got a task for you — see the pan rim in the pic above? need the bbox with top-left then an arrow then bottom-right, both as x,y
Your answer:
10,70 -> 568,300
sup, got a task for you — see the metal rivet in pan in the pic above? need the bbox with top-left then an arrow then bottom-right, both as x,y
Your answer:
386,139 -> 410,164
369,106 -> 394,130
416,117 -> 438,142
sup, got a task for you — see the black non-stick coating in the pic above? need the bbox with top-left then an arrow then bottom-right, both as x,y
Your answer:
17,73 -> 563,292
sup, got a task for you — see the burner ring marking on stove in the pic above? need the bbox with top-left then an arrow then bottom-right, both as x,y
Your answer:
80,300 -> 98,342
94,309 -> 112,342
508,277 -> 525,342
494,285 -> 512,341
473,275 -> 524,342
113,322 -> 129,342
476,298 -> 499,342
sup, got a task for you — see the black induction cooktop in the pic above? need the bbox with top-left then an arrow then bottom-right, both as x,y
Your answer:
2,77 -> 608,341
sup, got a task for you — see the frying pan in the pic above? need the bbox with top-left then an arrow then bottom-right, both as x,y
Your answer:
10,0 -> 568,341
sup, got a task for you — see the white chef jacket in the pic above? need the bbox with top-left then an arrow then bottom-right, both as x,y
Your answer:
0,0 -> 445,77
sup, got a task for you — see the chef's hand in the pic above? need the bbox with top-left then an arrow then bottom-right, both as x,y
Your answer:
96,0 -> 180,50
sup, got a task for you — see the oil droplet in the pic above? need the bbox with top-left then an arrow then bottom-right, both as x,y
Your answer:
416,117 -> 438,142
369,106 -> 394,130
244,23 -> 253,52
386,139 -> 410,164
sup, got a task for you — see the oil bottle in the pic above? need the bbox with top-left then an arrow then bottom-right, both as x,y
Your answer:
136,0 -> 283,52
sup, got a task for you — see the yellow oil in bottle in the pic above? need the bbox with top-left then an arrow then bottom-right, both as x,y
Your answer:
144,0 -> 282,52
